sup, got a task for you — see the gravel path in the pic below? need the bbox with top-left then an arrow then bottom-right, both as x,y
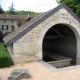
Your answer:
0,61 -> 80,80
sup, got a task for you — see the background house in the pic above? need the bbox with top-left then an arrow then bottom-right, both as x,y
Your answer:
0,14 -> 29,36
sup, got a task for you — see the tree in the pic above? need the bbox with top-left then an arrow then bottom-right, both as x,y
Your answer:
15,10 -> 41,16
56,0 -> 80,17
8,2 -> 15,14
0,4 -> 4,14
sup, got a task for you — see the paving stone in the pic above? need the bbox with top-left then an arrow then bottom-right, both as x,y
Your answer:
8,69 -> 30,80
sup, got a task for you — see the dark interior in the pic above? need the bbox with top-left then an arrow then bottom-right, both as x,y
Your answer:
42,24 -> 76,65
0,31 -> 3,42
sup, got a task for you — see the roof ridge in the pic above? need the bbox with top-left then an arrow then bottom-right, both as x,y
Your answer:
62,3 -> 80,23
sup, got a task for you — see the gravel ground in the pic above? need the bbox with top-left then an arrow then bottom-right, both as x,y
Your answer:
0,61 -> 80,80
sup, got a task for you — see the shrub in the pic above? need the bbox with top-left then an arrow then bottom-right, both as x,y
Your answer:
0,44 -> 13,68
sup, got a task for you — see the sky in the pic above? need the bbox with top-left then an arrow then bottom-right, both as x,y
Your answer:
0,0 -> 58,12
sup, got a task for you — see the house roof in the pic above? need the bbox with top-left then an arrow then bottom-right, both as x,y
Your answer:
0,14 -> 29,20
3,3 -> 80,47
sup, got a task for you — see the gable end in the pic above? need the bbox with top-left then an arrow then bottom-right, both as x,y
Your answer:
6,3 -> 80,47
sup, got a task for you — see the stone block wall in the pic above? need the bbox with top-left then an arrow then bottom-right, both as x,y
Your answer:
10,8 -> 80,63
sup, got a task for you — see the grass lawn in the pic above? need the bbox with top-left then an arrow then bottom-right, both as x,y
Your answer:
0,44 -> 9,57
0,44 -> 13,68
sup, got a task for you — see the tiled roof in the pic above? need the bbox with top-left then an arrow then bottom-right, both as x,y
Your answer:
3,11 -> 48,44
3,3 -> 80,47
0,14 -> 29,20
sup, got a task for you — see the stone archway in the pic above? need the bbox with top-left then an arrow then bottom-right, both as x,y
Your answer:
37,19 -> 80,65
43,24 -> 77,65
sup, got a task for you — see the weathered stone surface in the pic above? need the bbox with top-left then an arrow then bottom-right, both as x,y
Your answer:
8,69 -> 30,80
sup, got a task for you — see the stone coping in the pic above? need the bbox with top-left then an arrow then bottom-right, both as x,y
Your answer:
38,59 -> 80,72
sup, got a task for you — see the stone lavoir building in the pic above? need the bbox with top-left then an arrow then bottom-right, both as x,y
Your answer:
4,3 -> 80,67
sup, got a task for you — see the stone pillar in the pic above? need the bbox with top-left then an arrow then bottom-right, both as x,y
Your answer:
76,37 -> 80,64
7,46 -> 14,63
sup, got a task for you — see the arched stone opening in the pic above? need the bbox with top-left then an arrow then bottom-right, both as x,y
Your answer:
37,20 -> 80,66
42,24 -> 77,65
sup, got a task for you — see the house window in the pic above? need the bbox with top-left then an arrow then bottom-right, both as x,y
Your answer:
11,20 -> 14,23
2,25 -> 8,30
4,20 -> 6,22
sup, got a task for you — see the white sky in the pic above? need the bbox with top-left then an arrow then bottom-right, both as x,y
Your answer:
0,0 -> 58,12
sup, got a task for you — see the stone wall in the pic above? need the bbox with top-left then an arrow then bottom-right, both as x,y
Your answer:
11,8 -> 80,63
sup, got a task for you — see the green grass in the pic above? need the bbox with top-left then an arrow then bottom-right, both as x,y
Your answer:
0,44 -> 9,57
0,44 -> 13,68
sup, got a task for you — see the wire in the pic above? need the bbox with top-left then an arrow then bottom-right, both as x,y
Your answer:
25,1 -> 57,10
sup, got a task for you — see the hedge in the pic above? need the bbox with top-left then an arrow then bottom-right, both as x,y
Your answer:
0,44 -> 13,68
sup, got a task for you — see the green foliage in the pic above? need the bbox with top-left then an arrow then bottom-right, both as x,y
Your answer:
56,0 -> 80,17
0,44 -> 13,68
4,10 -> 41,16
3,2 -> 41,16
0,5 -> 4,14
16,10 -> 41,16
